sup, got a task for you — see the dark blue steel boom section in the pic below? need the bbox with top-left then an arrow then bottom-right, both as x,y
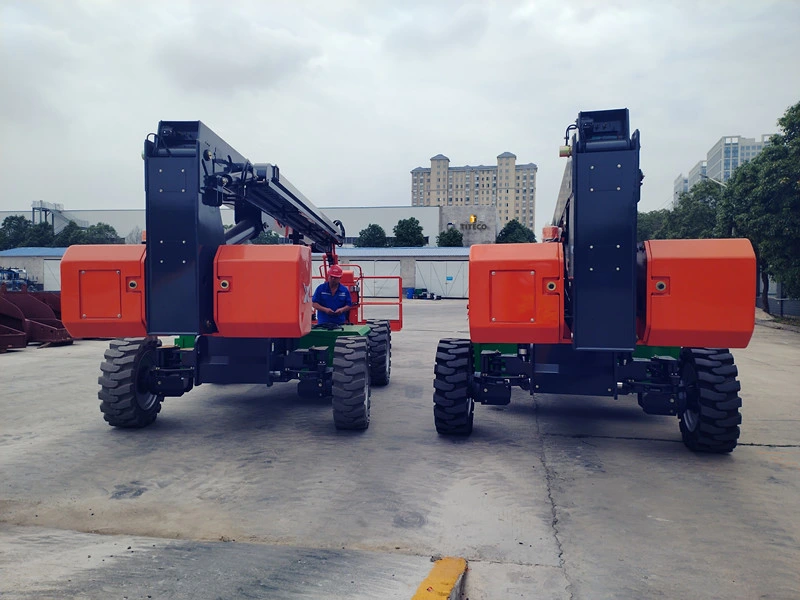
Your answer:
143,121 -> 343,336
557,109 -> 641,352
476,109 -> 646,403
90,120 -> 376,434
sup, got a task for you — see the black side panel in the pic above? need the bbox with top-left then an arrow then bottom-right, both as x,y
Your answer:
195,337 -> 275,385
145,122 -> 231,335
533,344 -> 617,396
569,110 -> 640,351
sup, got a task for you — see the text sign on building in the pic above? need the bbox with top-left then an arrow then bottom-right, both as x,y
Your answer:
460,214 -> 488,230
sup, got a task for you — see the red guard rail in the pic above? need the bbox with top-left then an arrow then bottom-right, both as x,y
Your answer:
313,262 -> 403,332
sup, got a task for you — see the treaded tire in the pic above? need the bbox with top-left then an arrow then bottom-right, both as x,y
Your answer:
678,347 -> 742,453
433,338 -> 474,436
331,336 -> 371,430
98,338 -> 164,428
366,319 -> 391,386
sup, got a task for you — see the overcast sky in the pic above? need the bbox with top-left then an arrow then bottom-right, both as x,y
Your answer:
2,0 -> 799,234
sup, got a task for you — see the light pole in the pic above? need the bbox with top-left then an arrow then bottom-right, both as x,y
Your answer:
700,174 -> 726,188
701,174 -> 735,236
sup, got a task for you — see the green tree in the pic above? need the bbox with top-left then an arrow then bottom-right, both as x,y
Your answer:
82,223 -> 121,244
0,215 -> 32,250
719,100 -> 800,307
52,221 -> 86,246
354,224 -> 388,248
715,159 -> 772,310
757,104 -> 800,299
251,230 -> 281,244
661,180 -> 722,240
637,208 -> 671,242
436,228 -> 463,247
23,222 -> 55,247
393,217 -> 426,247
496,219 -> 537,243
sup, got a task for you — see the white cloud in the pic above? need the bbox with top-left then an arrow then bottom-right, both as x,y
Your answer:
1,0 -> 798,233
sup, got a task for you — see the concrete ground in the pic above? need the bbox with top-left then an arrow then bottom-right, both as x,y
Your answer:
1,299 -> 799,599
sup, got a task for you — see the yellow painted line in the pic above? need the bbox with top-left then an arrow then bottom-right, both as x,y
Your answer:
412,556 -> 468,600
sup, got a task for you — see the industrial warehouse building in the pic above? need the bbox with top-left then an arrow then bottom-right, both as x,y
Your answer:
0,245 -> 471,299
1,204 -> 498,249
0,204 -> 504,298
0,247 -> 66,291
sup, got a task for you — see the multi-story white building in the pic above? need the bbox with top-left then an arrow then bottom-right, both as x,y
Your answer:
687,160 -> 708,189
706,135 -> 771,183
675,134 -> 772,199
673,174 -> 688,206
410,152 -> 537,231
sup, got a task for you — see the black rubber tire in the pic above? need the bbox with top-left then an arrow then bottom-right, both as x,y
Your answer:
678,347 -> 742,453
331,336 -> 371,430
98,338 -> 164,428
366,319 -> 391,386
433,338 -> 474,436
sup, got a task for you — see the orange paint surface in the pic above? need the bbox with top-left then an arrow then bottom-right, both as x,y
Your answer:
468,243 -> 563,343
214,245 -> 312,338
339,269 -> 358,323
60,245 -> 147,338
640,238 -> 756,348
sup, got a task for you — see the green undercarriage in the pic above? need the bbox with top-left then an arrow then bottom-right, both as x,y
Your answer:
296,325 -> 371,366
472,342 -> 680,370
173,324 -> 371,368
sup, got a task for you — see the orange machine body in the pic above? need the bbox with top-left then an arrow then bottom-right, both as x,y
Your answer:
541,225 -> 561,242
339,268 -> 359,323
639,238 -> 756,348
469,243 -> 564,344
214,244 -> 313,338
60,245 -> 147,338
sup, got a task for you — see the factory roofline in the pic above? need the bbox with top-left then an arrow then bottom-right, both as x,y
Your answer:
0,247 -> 69,257
337,247 -> 470,258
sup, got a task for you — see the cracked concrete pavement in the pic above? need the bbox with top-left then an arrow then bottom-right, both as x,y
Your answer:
1,299 -> 799,599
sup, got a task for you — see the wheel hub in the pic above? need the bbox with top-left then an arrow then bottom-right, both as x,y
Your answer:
135,352 -> 159,411
680,363 -> 700,432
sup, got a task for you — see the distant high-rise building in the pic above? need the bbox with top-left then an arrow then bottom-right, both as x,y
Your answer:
673,174 -> 688,206
410,152 -> 537,231
687,160 -> 707,189
706,135 -> 771,183
675,134 -> 772,200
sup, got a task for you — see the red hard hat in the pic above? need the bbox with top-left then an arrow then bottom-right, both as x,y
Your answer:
328,264 -> 343,277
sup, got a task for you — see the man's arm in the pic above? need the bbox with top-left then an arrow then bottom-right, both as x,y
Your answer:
313,301 -> 334,315
312,284 -> 334,316
332,286 -> 353,315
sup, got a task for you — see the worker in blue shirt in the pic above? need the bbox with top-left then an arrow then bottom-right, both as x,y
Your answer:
312,264 -> 353,325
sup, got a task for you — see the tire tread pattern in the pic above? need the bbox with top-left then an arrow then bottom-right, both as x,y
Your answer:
366,320 -> 391,386
332,336 -> 370,430
679,347 -> 742,453
433,338 -> 474,435
97,337 -> 163,428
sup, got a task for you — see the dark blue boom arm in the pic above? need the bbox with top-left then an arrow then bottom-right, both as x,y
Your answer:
143,121 -> 344,336
553,109 -> 642,352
